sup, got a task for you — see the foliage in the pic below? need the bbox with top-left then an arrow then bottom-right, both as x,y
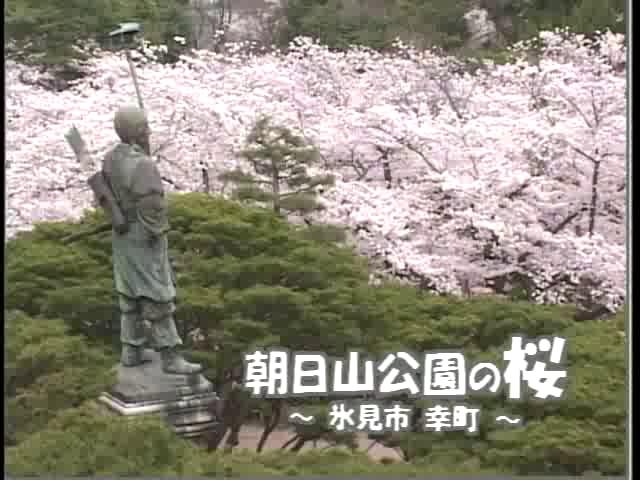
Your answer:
515,0 -> 626,37
4,310 -> 116,445
6,212 -> 118,343
375,310 -> 626,475
280,0 -> 397,51
6,194 -> 378,352
5,0 -> 625,63
279,0 -> 625,52
5,193 -> 626,474
279,0 -> 468,51
220,116 -> 335,216
220,116 -> 343,243
6,402 -> 208,476
5,2 -> 626,471
6,402 -> 505,475
4,0 -> 192,67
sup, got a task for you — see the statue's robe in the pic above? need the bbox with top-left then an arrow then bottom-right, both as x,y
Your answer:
102,143 -> 176,303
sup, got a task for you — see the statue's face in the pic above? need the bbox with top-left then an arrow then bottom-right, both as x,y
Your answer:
137,123 -> 151,156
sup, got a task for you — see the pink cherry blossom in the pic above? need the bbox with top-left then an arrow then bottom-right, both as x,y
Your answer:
7,30 -> 626,311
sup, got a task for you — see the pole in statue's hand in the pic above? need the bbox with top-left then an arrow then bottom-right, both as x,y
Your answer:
64,21 -> 147,170
109,22 -> 145,111
61,22 -> 151,246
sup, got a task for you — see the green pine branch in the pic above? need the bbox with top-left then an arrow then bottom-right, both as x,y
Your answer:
221,116 -> 334,217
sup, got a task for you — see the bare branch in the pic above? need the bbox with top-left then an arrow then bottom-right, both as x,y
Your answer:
561,94 -> 594,129
601,152 -> 626,159
343,148 -> 373,180
435,78 -> 463,120
200,161 -> 211,193
369,125 -> 443,174
506,179 -> 531,199
541,208 -> 584,235
161,176 -> 181,189
430,72 -> 478,122
571,145 -> 599,164
590,89 -> 603,128
588,159 -> 601,236
375,145 -> 393,188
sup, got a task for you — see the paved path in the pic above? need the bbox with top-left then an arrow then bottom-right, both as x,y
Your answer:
224,423 -> 402,462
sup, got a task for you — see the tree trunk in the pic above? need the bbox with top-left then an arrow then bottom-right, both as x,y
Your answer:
201,164 -> 210,193
290,436 -> 307,452
206,379 -> 248,451
206,381 -> 232,450
382,160 -> 392,188
226,422 -> 242,449
588,160 -> 601,236
281,434 -> 300,450
206,412 -> 229,450
376,146 -> 393,188
550,209 -> 582,234
256,399 -> 282,453
271,168 -> 281,215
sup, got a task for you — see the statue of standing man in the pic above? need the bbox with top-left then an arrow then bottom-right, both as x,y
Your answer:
94,105 -> 202,375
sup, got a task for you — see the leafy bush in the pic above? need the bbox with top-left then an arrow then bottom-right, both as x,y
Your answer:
5,310 -> 116,445
6,403 -> 505,476
279,0 -> 625,53
6,402 -> 207,476
5,193 -> 626,475
519,0 -> 625,35
280,0 -> 467,51
379,310 -> 626,475
7,194 -> 376,352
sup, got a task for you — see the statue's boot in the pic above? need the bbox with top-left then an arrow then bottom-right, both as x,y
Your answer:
121,344 -> 153,367
160,347 -> 202,375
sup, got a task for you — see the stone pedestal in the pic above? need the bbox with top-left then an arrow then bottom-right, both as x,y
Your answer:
99,349 -> 221,439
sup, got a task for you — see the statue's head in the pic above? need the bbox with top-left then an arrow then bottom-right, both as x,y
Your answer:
114,106 -> 151,155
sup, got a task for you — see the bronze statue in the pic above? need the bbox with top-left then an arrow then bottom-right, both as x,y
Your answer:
92,105 -> 202,375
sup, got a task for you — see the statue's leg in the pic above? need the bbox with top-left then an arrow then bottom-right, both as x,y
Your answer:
140,298 -> 203,375
118,294 -> 150,367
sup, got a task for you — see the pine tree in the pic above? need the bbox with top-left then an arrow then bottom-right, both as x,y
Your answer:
220,116 -> 335,216
220,116 -> 345,243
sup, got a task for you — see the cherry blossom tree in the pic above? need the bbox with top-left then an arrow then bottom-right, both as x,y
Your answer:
6,29 -> 626,313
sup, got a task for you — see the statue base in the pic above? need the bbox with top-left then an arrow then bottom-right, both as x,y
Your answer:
98,349 -> 221,439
